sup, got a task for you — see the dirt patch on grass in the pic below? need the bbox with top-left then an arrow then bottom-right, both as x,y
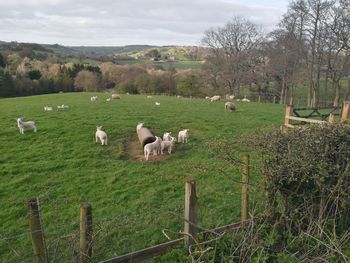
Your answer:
125,133 -> 173,162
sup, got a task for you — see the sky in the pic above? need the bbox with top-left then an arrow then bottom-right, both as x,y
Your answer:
0,0 -> 290,47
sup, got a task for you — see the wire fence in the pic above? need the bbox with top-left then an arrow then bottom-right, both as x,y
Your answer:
0,155 -> 260,262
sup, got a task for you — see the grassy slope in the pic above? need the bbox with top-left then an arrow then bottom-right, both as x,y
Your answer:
0,93 -> 283,261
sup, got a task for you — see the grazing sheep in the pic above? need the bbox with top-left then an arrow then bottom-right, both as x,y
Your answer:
229,95 -> 235,100
111,94 -> 120,100
90,96 -> 98,102
147,95 -> 153,99
17,118 -> 37,134
44,106 -> 53,111
57,104 -> 69,110
205,96 -> 211,100
178,129 -> 189,143
95,126 -> 108,145
161,137 -> 176,154
236,99 -> 241,101
163,132 -> 172,141
136,123 -> 144,131
144,136 -> 162,160
242,96 -> 250,102
106,98 -> 111,102
225,102 -> 236,112
155,102 -> 160,106
210,95 -> 221,102
177,95 -> 183,99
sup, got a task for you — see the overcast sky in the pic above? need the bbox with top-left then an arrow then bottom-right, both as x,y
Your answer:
0,0 -> 290,46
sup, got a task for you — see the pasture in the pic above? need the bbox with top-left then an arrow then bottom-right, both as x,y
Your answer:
0,93 -> 283,261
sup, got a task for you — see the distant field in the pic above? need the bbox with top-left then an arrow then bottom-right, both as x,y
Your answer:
0,93 -> 283,261
115,59 -> 202,69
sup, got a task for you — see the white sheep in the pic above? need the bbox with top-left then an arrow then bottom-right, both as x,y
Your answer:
90,96 -> 98,102
210,95 -> 221,102
242,96 -> 250,102
163,132 -> 172,141
161,137 -> 176,154
205,96 -> 211,100
144,136 -> 162,160
229,95 -> 235,100
17,118 -> 37,134
155,102 -> 160,106
176,95 -> 183,99
44,106 -> 53,111
147,95 -> 153,99
57,104 -> 69,110
136,123 -> 144,131
106,98 -> 111,102
111,94 -> 120,100
95,126 -> 108,145
178,129 -> 189,143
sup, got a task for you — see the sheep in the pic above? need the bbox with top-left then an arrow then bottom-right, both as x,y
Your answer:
242,96 -> 250,102
17,118 -> 37,134
229,95 -> 235,100
178,129 -> 189,143
44,106 -> 53,111
95,126 -> 108,145
136,123 -> 144,131
163,132 -> 172,141
147,95 -> 153,99
144,136 -> 162,160
57,104 -> 69,110
106,98 -> 111,102
176,95 -> 183,99
225,102 -> 236,112
210,95 -> 221,102
155,102 -> 160,106
90,96 -> 98,102
161,137 -> 176,154
111,94 -> 120,100
205,96 -> 211,100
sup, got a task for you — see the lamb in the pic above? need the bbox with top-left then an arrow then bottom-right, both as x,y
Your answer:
111,94 -> 120,100
225,102 -> 236,112
95,126 -> 108,145
155,102 -> 160,106
163,132 -> 172,141
161,137 -> 176,154
17,118 -> 37,134
242,96 -> 250,102
90,96 -> 98,102
144,136 -> 162,160
57,104 -> 69,110
136,123 -> 144,131
178,129 -> 189,143
210,95 -> 221,102
44,106 -> 53,111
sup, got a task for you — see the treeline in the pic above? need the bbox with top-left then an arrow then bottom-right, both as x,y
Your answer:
201,0 -> 350,106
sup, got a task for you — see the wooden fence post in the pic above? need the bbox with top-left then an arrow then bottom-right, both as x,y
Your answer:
242,155 -> 249,223
258,96 -> 261,103
27,198 -> 49,263
284,104 -> 294,128
340,101 -> 350,122
273,96 -> 276,104
184,181 -> 197,250
80,203 -> 93,263
328,113 -> 335,123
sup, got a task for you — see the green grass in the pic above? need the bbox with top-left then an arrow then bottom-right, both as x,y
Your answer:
0,93 -> 283,261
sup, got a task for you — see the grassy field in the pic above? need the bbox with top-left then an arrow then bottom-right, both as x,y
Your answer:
0,93 -> 283,261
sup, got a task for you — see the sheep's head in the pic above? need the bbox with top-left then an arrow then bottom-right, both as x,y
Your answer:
96,126 -> 103,130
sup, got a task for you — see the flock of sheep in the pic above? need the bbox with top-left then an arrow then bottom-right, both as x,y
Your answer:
136,123 -> 189,161
16,93 -> 248,160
